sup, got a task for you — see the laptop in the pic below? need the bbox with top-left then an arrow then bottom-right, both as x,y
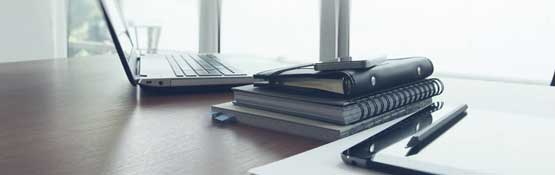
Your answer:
98,0 -> 257,89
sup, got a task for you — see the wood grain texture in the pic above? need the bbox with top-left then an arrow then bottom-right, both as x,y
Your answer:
0,56 -> 324,175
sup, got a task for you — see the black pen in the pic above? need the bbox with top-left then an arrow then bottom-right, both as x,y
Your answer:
405,104 -> 468,156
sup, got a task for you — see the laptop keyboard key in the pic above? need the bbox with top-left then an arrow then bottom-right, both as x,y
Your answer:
166,56 -> 184,77
205,68 -> 221,75
215,66 -> 234,75
200,55 -> 230,70
184,55 -> 222,76
190,55 -> 217,70
180,55 -> 214,76
181,55 -> 203,70
199,55 -> 246,76
195,67 -> 220,76
172,55 -> 197,77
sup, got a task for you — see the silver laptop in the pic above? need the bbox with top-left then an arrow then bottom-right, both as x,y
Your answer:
99,0 -> 254,89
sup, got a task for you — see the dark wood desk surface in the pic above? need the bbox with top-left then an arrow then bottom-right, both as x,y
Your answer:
1,56 -> 554,175
0,56 -> 323,175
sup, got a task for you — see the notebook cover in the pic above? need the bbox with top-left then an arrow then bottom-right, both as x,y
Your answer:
254,57 -> 434,96
233,84 -> 352,107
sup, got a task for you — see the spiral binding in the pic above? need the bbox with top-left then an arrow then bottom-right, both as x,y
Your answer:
351,78 -> 444,123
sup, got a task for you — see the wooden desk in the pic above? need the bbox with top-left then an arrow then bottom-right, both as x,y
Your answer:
0,56 -> 324,175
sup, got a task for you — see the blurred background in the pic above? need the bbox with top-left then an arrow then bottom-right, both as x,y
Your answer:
0,0 -> 554,85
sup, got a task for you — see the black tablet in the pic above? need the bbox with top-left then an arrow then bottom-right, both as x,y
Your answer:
342,101 -> 555,174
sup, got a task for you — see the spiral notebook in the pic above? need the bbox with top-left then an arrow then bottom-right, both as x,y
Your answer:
233,78 -> 444,125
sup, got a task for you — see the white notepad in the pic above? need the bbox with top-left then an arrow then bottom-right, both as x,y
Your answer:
248,116 -> 409,175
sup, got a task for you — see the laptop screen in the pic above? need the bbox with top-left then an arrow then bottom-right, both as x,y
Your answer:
99,0 -> 139,85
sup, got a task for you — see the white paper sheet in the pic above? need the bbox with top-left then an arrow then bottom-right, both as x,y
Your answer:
249,116 -> 410,175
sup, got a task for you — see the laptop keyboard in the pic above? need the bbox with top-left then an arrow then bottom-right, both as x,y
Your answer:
165,54 -> 246,77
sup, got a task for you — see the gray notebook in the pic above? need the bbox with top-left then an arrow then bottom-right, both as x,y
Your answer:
211,99 -> 432,142
233,79 -> 443,125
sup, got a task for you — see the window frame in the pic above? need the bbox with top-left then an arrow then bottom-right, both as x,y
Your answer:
53,0 -> 68,58
199,0 -> 221,53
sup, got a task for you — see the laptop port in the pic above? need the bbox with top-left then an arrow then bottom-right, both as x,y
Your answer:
146,80 -> 152,84
158,81 -> 164,86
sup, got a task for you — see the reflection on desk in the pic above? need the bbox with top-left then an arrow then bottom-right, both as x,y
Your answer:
0,55 -> 323,175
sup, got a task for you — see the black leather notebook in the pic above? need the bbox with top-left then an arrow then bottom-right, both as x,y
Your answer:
253,57 -> 434,97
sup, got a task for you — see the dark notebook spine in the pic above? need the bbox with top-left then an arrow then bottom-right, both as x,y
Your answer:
349,78 -> 444,123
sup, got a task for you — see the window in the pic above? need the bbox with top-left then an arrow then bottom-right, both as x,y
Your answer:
351,0 -> 555,84
68,0 -> 198,57
121,0 -> 198,52
68,0 -> 114,57
221,0 -> 320,60
67,0 -> 554,85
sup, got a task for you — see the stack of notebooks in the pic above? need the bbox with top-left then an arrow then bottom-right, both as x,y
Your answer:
211,57 -> 444,141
